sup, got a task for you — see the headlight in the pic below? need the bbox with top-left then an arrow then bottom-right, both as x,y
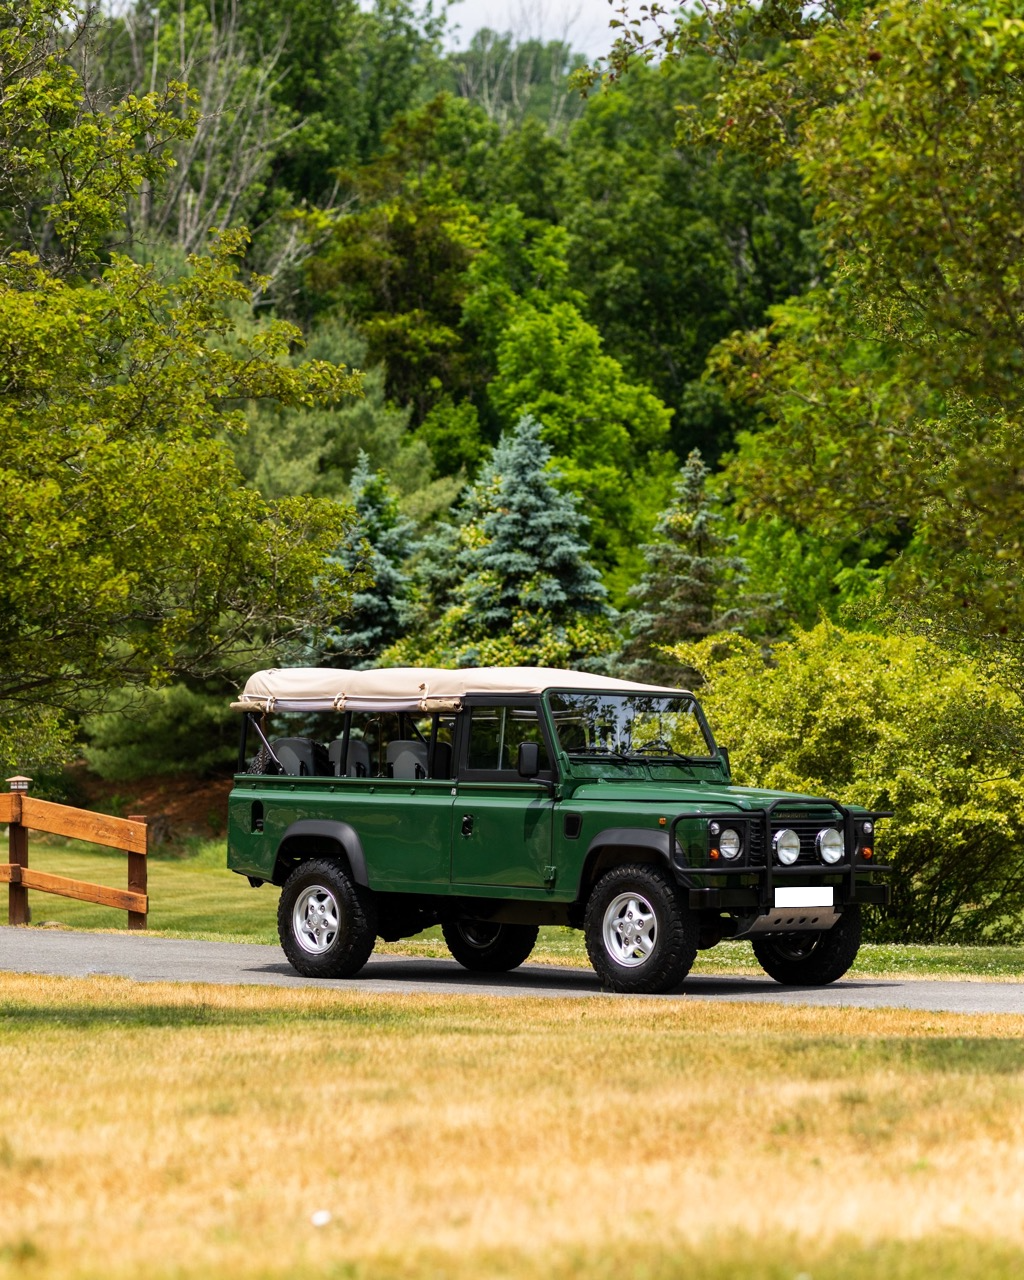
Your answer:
774,828 -> 801,865
817,828 -> 845,864
719,828 -> 741,859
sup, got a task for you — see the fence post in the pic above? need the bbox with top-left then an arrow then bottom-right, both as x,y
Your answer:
126,815 -> 148,931
6,776 -> 32,925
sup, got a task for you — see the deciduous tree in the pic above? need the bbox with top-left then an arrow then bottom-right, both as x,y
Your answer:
563,57 -> 815,458
487,295 -> 676,592
606,0 -> 1024,651
0,3 -> 365,771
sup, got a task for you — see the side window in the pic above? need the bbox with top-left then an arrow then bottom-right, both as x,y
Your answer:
466,705 -> 551,774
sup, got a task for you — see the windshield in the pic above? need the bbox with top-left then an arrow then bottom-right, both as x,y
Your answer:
546,692 -> 715,760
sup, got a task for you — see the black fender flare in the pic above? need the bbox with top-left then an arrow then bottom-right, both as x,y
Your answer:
577,827 -> 675,899
273,820 -> 369,888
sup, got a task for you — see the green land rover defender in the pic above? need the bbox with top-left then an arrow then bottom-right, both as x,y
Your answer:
226,666 -> 891,994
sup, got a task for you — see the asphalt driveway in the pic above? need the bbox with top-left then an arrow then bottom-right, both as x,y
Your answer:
2,927 -> 1023,1013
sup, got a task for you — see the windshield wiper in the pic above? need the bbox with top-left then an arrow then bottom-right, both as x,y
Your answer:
566,747 -> 631,760
624,746 -> 706,762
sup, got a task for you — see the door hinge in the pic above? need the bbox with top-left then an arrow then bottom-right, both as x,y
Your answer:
544,865 -> 558,888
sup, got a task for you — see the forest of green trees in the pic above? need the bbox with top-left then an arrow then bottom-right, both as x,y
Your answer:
3,0 -> 1024,940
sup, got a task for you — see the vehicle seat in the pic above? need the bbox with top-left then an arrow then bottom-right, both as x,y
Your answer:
387,740 -> 427,780
271,737 -> 330,777
329,738 -> 371,778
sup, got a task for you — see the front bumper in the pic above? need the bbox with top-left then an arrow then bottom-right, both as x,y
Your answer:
670,803 -> 891,916
684,878 -> 889,912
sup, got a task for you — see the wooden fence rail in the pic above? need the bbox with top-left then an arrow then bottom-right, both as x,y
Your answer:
0,783 -> 148,929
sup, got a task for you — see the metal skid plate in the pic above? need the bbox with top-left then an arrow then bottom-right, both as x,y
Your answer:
741,906 -> 840,937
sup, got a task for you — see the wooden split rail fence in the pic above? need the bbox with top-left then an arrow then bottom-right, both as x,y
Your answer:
1,780 -> 148,929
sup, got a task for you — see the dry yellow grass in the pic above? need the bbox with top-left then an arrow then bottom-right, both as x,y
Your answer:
1,972 -> 1023,1280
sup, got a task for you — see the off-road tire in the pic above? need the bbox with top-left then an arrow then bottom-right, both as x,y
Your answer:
442,920 -> 539,972
278,858 -> 377,979
246,748 -> 277,775
584,864 -> 698,994
751,905 -> 862,986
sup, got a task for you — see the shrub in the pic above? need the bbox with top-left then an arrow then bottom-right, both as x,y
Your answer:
83,684 -> 238,781
679,623 -> 1024,943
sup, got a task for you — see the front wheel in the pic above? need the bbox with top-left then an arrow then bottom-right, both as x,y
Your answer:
751,906 -> 862,986
584,864 -> 698,994
442,920 -> 539,972
278,858 -> 377,978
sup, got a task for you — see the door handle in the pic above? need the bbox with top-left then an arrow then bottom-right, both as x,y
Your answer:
461,814 -> 474,837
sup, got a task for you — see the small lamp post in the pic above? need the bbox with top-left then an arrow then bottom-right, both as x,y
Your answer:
5,776 -> 31,924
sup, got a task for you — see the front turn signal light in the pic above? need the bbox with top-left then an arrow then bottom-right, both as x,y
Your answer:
862,846 -> 873,859
710,848 -> 720,860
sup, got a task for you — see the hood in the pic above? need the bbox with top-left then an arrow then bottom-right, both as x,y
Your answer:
565,781 -> 840,812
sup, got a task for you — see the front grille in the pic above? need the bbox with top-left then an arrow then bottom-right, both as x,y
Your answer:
747,809 -> 844,867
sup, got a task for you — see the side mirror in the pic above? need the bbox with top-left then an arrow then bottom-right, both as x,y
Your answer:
718,745 -> 731,776
517,741 -> 541,778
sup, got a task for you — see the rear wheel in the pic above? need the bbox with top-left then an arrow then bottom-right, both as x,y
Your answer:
584,864 -> 698,994
442,920 -> 539,972
751,906 -> 862,986
278,858 -> 377,978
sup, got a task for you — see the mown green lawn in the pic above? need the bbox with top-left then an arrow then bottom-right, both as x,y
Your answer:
15,835 -> 1024,978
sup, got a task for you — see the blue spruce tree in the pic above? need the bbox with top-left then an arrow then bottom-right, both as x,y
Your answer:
460,415 -> 609,632
386,416 -> 613,667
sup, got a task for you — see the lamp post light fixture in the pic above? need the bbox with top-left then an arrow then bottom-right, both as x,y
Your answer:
5,776 -> 31,925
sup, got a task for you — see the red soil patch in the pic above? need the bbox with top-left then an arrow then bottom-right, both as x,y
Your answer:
67,766 -> 233,843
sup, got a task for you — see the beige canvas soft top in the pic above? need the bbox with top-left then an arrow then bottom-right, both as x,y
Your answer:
231,666 -> 686,714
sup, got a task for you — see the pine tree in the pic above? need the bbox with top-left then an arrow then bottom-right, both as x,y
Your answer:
620,449 -> 756,684
460,415 -> 609,631
323,453 -> 416,667
386,416 -> 613,667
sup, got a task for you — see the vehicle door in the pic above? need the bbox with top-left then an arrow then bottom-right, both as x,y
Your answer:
450,699 -> 556,889
339,711 -> 457,889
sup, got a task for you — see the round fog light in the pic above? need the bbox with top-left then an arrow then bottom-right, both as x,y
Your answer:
817,828 -> 845,864
774,828 -> 801,865
719,828 -> 741,859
